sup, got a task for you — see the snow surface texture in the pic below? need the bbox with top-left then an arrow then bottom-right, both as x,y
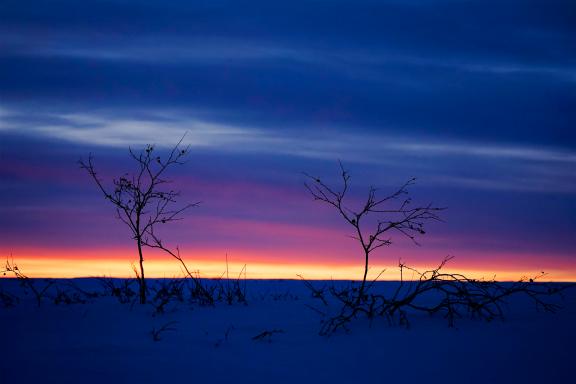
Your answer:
1,279 -> 575,384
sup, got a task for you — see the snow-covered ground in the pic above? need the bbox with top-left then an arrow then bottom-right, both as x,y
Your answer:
1,278 -> 575,383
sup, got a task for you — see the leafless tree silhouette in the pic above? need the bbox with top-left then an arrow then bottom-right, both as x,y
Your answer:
80,136 -> 199,304
304,161 -> 443,299
303,163 -> 571,335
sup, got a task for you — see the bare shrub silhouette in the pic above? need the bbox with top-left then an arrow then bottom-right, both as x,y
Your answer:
217,256 -> 247,305
2,259 -> 99,306
304,163 -> 572,335
140,241 -> 214,305
80,136 -> 208,304
219,273 -> 247,305
304,161 -> 442,299
53,286 -> 89,305
150,279 -> 185,315
317,257 -> 570,335
2,258 -> 53,306
97,277 -> 138,304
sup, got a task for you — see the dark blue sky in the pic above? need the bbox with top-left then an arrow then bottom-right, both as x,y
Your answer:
1,0 -> 575,278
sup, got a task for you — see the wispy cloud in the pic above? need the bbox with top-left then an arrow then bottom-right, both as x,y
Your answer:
4,32 -> 575,82
2,107 -> 575,162
2,33 -> 312,64
1,107 -> 574,193
390,141 -> 576,163
429,174 -> 576,194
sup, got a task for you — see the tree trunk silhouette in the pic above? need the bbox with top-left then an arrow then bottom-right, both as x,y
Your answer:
137,236 -> 146,304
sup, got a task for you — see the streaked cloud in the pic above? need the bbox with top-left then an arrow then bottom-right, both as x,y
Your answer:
4,32 -> 575,83
1,106 -> 574,193
390,141 -> 576,163
1,106 -> 574,160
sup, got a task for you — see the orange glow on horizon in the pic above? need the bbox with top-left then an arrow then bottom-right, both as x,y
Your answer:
2,247 -> 575,282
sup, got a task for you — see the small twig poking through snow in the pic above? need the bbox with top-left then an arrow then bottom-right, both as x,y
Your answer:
304,303 -> 327,317
251,329 -> 285,343
214,325 -> 236,347
217,256 -> 248,305
150,321 -> 178,342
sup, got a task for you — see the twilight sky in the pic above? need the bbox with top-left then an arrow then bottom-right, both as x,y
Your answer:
1,0 -> 575,280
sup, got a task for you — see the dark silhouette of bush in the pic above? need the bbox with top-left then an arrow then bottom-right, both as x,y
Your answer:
80,136 -> 210,304
2,258 -> 53,307
303,163 -> 572,335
